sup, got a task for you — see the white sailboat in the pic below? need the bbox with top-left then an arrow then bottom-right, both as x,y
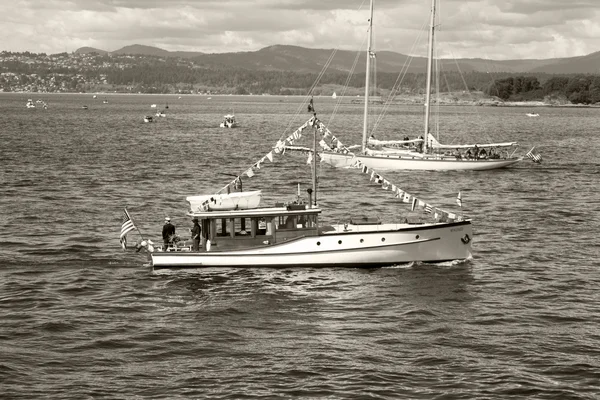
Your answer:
139,115 -> 472,270
320,0 -> 522,171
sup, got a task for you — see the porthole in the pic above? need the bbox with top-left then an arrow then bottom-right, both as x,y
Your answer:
317,241 -> 321,246
416,235 -> 420,239
360,239 -> 364,243
381,238 -> 385,242
338,240 -> 342,244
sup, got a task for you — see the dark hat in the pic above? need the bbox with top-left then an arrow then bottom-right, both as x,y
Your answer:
192,217 -> 199,222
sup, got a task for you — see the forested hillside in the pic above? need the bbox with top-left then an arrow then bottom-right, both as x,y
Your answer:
2,51 -> 599,104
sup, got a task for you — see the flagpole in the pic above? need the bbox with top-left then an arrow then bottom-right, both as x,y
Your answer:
124,207 -> 146,240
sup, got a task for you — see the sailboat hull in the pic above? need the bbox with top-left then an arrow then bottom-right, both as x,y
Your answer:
151,220 -> 473,269
320,151 -> 521,171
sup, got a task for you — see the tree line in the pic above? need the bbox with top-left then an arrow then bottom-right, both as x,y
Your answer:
2,52 -> 599,103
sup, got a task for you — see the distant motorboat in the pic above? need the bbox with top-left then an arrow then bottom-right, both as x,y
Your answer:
93,95 -> 97,98
26,99 -> 35,108
150,104 -> 157,108
526,112 -> 540,117
155,111 -> 166,117
144,115 -> 153,123
103,99 -> 108,104
220,114 -> 237,128
82,105 -> 89,110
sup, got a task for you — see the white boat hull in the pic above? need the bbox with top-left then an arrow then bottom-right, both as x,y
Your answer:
186,190 -> 262,212
151,220 -> 473,268
320,152 -> 521,171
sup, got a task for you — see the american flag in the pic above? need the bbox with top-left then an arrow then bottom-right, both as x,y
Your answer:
120,209 -> 136,250
526,147 -> 542,163
456,192 -> 462,208
424,204 -> 432,214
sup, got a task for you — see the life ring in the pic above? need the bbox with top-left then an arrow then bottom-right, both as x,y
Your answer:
461,234 -> 471,244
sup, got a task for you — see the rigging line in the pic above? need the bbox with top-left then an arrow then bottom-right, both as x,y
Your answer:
326,34 -> 367,129
370,18 -> 429,136
280,1 -> 371,143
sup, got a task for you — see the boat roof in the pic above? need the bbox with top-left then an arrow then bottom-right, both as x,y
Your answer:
188,205 -> 321,219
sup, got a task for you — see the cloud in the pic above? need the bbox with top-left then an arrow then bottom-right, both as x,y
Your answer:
0,0 -> 598,60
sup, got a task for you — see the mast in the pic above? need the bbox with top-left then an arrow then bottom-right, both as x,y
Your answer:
312,120 -> 318,207
423,0 -> 436,153
361,0 -> 374,153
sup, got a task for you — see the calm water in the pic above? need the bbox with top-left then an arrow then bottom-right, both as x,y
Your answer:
1,93 -> 599,399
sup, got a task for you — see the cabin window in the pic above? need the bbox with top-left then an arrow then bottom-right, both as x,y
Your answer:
234,217 -> 249,236
255,217 -> 271,236
216,218 -> 228,236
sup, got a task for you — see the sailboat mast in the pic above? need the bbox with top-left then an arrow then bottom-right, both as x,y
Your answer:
361,0 -> 374,153
312,121 -> 318,206
423,0 -> 436,153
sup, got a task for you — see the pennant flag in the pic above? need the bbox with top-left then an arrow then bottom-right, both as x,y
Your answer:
306,152 -> 313,164
201,199 -> 210,211
120,209 -> 136,250
245,168 -> 255,178
424,204 -> 433,214
362,164 -> 368,174
403,193 -> 411,203
526,146 -> 542,163
266,151 -> 273,162
456,191 -> 462,207
411,197 -> 418,211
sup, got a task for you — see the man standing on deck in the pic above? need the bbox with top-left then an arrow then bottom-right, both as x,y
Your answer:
162,217 -> 176,251
191,217 -> 201,251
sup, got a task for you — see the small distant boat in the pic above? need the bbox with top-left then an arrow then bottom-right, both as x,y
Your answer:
93,95 -> 97,99
526,112 -> 540,117
82,105 -> 89,110
36,99 -> 43,104
220,114 -> 237,128
332,92 -> 337,99
103,99 -> 108,104
144,116 -> 153,123
150,104 -> 157,108
155,111 -> 166,117
26,99 -> 35,108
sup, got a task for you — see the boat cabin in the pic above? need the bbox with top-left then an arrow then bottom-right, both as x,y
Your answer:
220,114 -> 236,128
188,204 -> 321,252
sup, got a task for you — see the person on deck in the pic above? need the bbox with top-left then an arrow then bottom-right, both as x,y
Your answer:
162,217 -> 176,251
191,217 -> 201,251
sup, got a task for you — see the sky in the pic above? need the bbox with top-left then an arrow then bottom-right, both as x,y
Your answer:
2,0 -> 599,60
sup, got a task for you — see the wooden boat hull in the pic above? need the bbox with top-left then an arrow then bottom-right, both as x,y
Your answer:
320,152 -> 521,171
150,220 -> 473,269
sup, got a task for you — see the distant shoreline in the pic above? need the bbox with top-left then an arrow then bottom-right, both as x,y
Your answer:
2,91 -> 598,108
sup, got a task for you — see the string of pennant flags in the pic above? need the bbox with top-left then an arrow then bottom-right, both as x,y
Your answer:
216,116 -> 316,194
352,159 -> 463,222
211,115 -> 463,221
216,115 -> 356,195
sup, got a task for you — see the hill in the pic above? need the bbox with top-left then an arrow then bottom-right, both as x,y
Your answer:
75,44 -> 600,74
